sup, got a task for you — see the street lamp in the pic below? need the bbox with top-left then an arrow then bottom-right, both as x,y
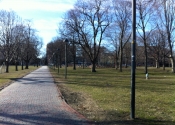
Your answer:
52,53 -> 55,70
64,39 -> 69,79
57,48 -> 60,74
131,0 -> 136,119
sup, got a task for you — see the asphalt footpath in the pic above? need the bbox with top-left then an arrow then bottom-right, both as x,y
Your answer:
0,66 -> 90,125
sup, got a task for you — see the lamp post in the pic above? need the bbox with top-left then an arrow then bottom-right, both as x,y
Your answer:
131,0 -> 136,119
52,53 -> 55,70
57,48 -> 60,74
64,39 -> 69,79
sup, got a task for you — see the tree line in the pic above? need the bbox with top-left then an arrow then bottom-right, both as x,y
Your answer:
0,10 -> 43,73
47,0 -> 175,73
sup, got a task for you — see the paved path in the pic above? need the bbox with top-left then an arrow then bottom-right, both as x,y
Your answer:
0,66 -> 90,125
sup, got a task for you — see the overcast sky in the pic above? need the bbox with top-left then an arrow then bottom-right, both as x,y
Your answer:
0,0 -> 77,51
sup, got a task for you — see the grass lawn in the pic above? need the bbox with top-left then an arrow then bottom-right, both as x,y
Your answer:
50,66 -> 175,125
0,65 -> 40,89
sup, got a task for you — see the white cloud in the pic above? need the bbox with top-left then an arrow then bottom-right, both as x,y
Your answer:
0,0 -> 75,12
33,17 -> 65,50
0,0 -> 77,52
33,17 -> 62,37
34,19 -> 57,30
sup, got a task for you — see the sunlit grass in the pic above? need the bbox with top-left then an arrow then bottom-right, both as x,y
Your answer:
0,65 -> 39,88
50,66 -> 175,124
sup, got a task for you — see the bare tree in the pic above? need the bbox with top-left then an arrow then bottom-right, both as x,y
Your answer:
111,0 -> 131,72
136,0 -> 156,74
33,38 -> 43,67
58,24 -> 78,70
157,28 -> 169,70
105,25 -> 120,69
47,38 -> 65,68
64,0 -> 111,72
147,30 -> 164,68
20,21 -> 42,69
0,10 -> 19,72
123,42 -> 131,68
157,0 -> 175,72
13,23 -> 25,71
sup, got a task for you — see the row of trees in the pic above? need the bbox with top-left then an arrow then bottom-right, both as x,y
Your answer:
0,10 -> 43,72
47,0 -> 175,73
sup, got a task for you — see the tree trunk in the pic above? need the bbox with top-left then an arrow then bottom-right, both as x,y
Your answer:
6,60 -> 9,73
155,59 -> 159,69
73,41 -> 76,70
37,61 -> 39,67
115,57 -> 118,69
115,53 -> 119,69
25,53 -> 29,69
91,61 -> 96,72
170,57 -> 175,73
73,54 -> 76,70
15,60 -> 18,71
21,60 -> 24,70
82,57 -> 85,69
25,61 -> 29,69
145,55 -> 148,74
59,57 -> 62,68
163,54 -> 165,70
156,52 -> 160,69
119,50 -> 123,72
125,58 -> 128,68
144,45 -> 148,74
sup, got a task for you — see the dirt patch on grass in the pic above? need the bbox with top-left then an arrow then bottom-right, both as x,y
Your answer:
55,82 -> 143,125
56,81 -> 103,121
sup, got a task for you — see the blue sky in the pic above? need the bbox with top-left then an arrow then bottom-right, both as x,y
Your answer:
0,0 -> 77,52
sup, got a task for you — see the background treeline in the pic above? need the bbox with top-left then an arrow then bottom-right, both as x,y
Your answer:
46,0 -> 175,73
0,10 -> 43,72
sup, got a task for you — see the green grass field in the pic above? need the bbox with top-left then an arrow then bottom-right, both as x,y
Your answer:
50,66 -> 175,125
0,65 -> 39,89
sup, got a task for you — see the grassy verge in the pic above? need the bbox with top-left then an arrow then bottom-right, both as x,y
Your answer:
50,66 -> 175,125
0,65 -> 40,89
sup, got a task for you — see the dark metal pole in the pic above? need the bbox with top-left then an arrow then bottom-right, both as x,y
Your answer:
131,0 -> 136,119
64,39 -> 68,79
53,53 -> 55,70
54,54 -> 56,70
58,56 -> 59,73
58,49 -> 60,74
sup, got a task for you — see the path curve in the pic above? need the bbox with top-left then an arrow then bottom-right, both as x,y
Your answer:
0,66 -> 90,125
